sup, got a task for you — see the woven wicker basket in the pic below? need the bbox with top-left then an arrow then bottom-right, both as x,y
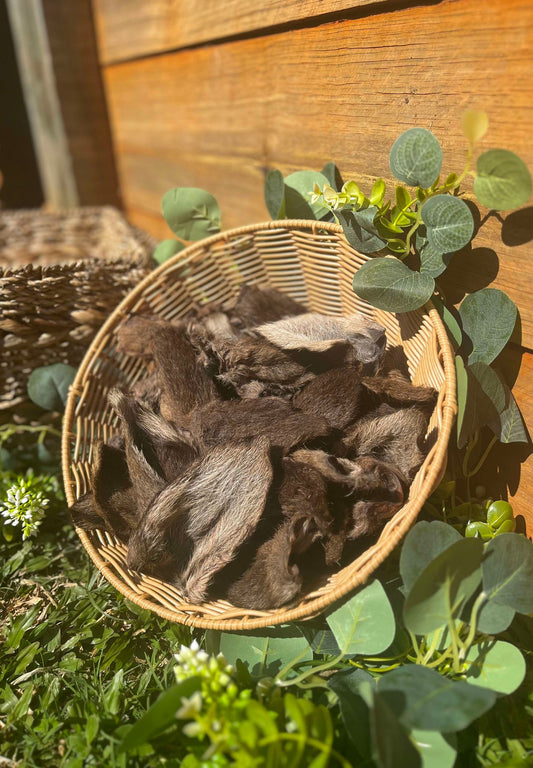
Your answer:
62,220 -> 456,630
0,207 -> 156,412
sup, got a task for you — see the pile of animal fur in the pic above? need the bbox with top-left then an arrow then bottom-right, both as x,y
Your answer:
70,284 -> 437,610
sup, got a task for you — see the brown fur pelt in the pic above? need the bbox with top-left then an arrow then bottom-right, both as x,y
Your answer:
191,398 -> 332,453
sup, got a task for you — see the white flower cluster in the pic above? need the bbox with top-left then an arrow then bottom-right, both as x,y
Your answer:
174,639 -> 235,688
0,478 -> 49,539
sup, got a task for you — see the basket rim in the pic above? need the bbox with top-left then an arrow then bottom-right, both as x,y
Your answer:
62,219 -> 457,630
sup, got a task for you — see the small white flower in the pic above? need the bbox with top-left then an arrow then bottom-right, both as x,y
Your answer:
176,691 -> 203,719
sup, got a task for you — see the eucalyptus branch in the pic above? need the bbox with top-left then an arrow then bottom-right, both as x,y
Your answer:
275,651 -> 345,689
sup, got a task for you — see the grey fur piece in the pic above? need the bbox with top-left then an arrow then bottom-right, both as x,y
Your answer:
126,437 -> 274,602
256,312 -> 387,372
361,371 -> 437,411
342,406 -> 430,481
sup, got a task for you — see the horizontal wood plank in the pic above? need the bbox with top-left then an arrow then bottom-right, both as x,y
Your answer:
103,0 -> 533,345
92,0 -> 390,64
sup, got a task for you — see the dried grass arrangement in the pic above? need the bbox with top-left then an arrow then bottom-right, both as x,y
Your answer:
62,220 -> 456,630
0,207 -> 156,412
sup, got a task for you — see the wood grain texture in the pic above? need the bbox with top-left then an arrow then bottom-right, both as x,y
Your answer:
102,0 -> 533,343
92,0 -> 390,64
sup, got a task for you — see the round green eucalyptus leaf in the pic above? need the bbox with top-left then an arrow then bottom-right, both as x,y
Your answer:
421,195 -> 474,254
458,288 -> 517,365
389,128 -> 443,188
476,598 -> 515,635
264,169 -> 285,218
474,149 -> 532,210
352,257 -> 435,313
372,690 -> 422,768
219,632 -> 312,678
152,239 -> 186,265
482,533 -> 533,614
326,579 -> 396,656
399,521 -> 462,596
284,171 -> 330,219
403,537 -> 483,635
377,665 -> 496,732
464,640 -> 526,695
161,187 -> 221,240
338,207 -> 386,253
412,730 -> 457,768
27,363 -> 77,411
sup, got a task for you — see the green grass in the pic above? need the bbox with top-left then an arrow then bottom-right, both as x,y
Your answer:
0,504 -> 193,767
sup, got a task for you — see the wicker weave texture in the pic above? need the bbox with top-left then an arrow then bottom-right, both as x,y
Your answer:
0,207 -> 156,411
62,220 -> 457,630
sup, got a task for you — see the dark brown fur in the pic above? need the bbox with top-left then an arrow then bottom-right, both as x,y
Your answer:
292,366 -> 367,430
225,512 -> 325,609
191,398 -> 332,453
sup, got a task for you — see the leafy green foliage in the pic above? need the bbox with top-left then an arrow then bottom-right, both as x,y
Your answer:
403,537 -> 483,634
389,128 -> 443,188
399,520 -> 461,594
325,579 -> 395,656
152,238 -> 186,265
420,194 -> 474,253
482,534 -> 533,614
161,187 -> 221,240
377,665 -> 497,731
474,149 -> 532,210
352,258 -> 435,313
464,640 -> 526,695
337,207 -> 386,253
284,171 -> 331,219
219,631 -> 313,678
0,498 -> 194,767
458,288 -> 518,365
27,363 -> 77,411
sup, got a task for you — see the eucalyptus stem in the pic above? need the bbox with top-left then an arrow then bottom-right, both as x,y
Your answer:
258,734 -> 353,768
275,651 -> 345,689
408,630 -> 423,663
459,591 -> 487,661
465,436 -> 498,479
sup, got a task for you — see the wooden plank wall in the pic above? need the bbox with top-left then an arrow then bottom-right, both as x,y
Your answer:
92,0 -> 533,530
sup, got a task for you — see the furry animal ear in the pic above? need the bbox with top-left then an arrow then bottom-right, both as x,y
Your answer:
69,493 -> 105,532
108,389 -> 166,512
361,373 -> 437,411
149,324 -> 219,425
191,398 -> 331,453
224,512 -> 325,609
87,441 -> 138,542
256,313 -> 386,373
343,406 -> 430,481
228,283 -> 307,328
115,315 -> 166,358
292,366 -> 367,430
